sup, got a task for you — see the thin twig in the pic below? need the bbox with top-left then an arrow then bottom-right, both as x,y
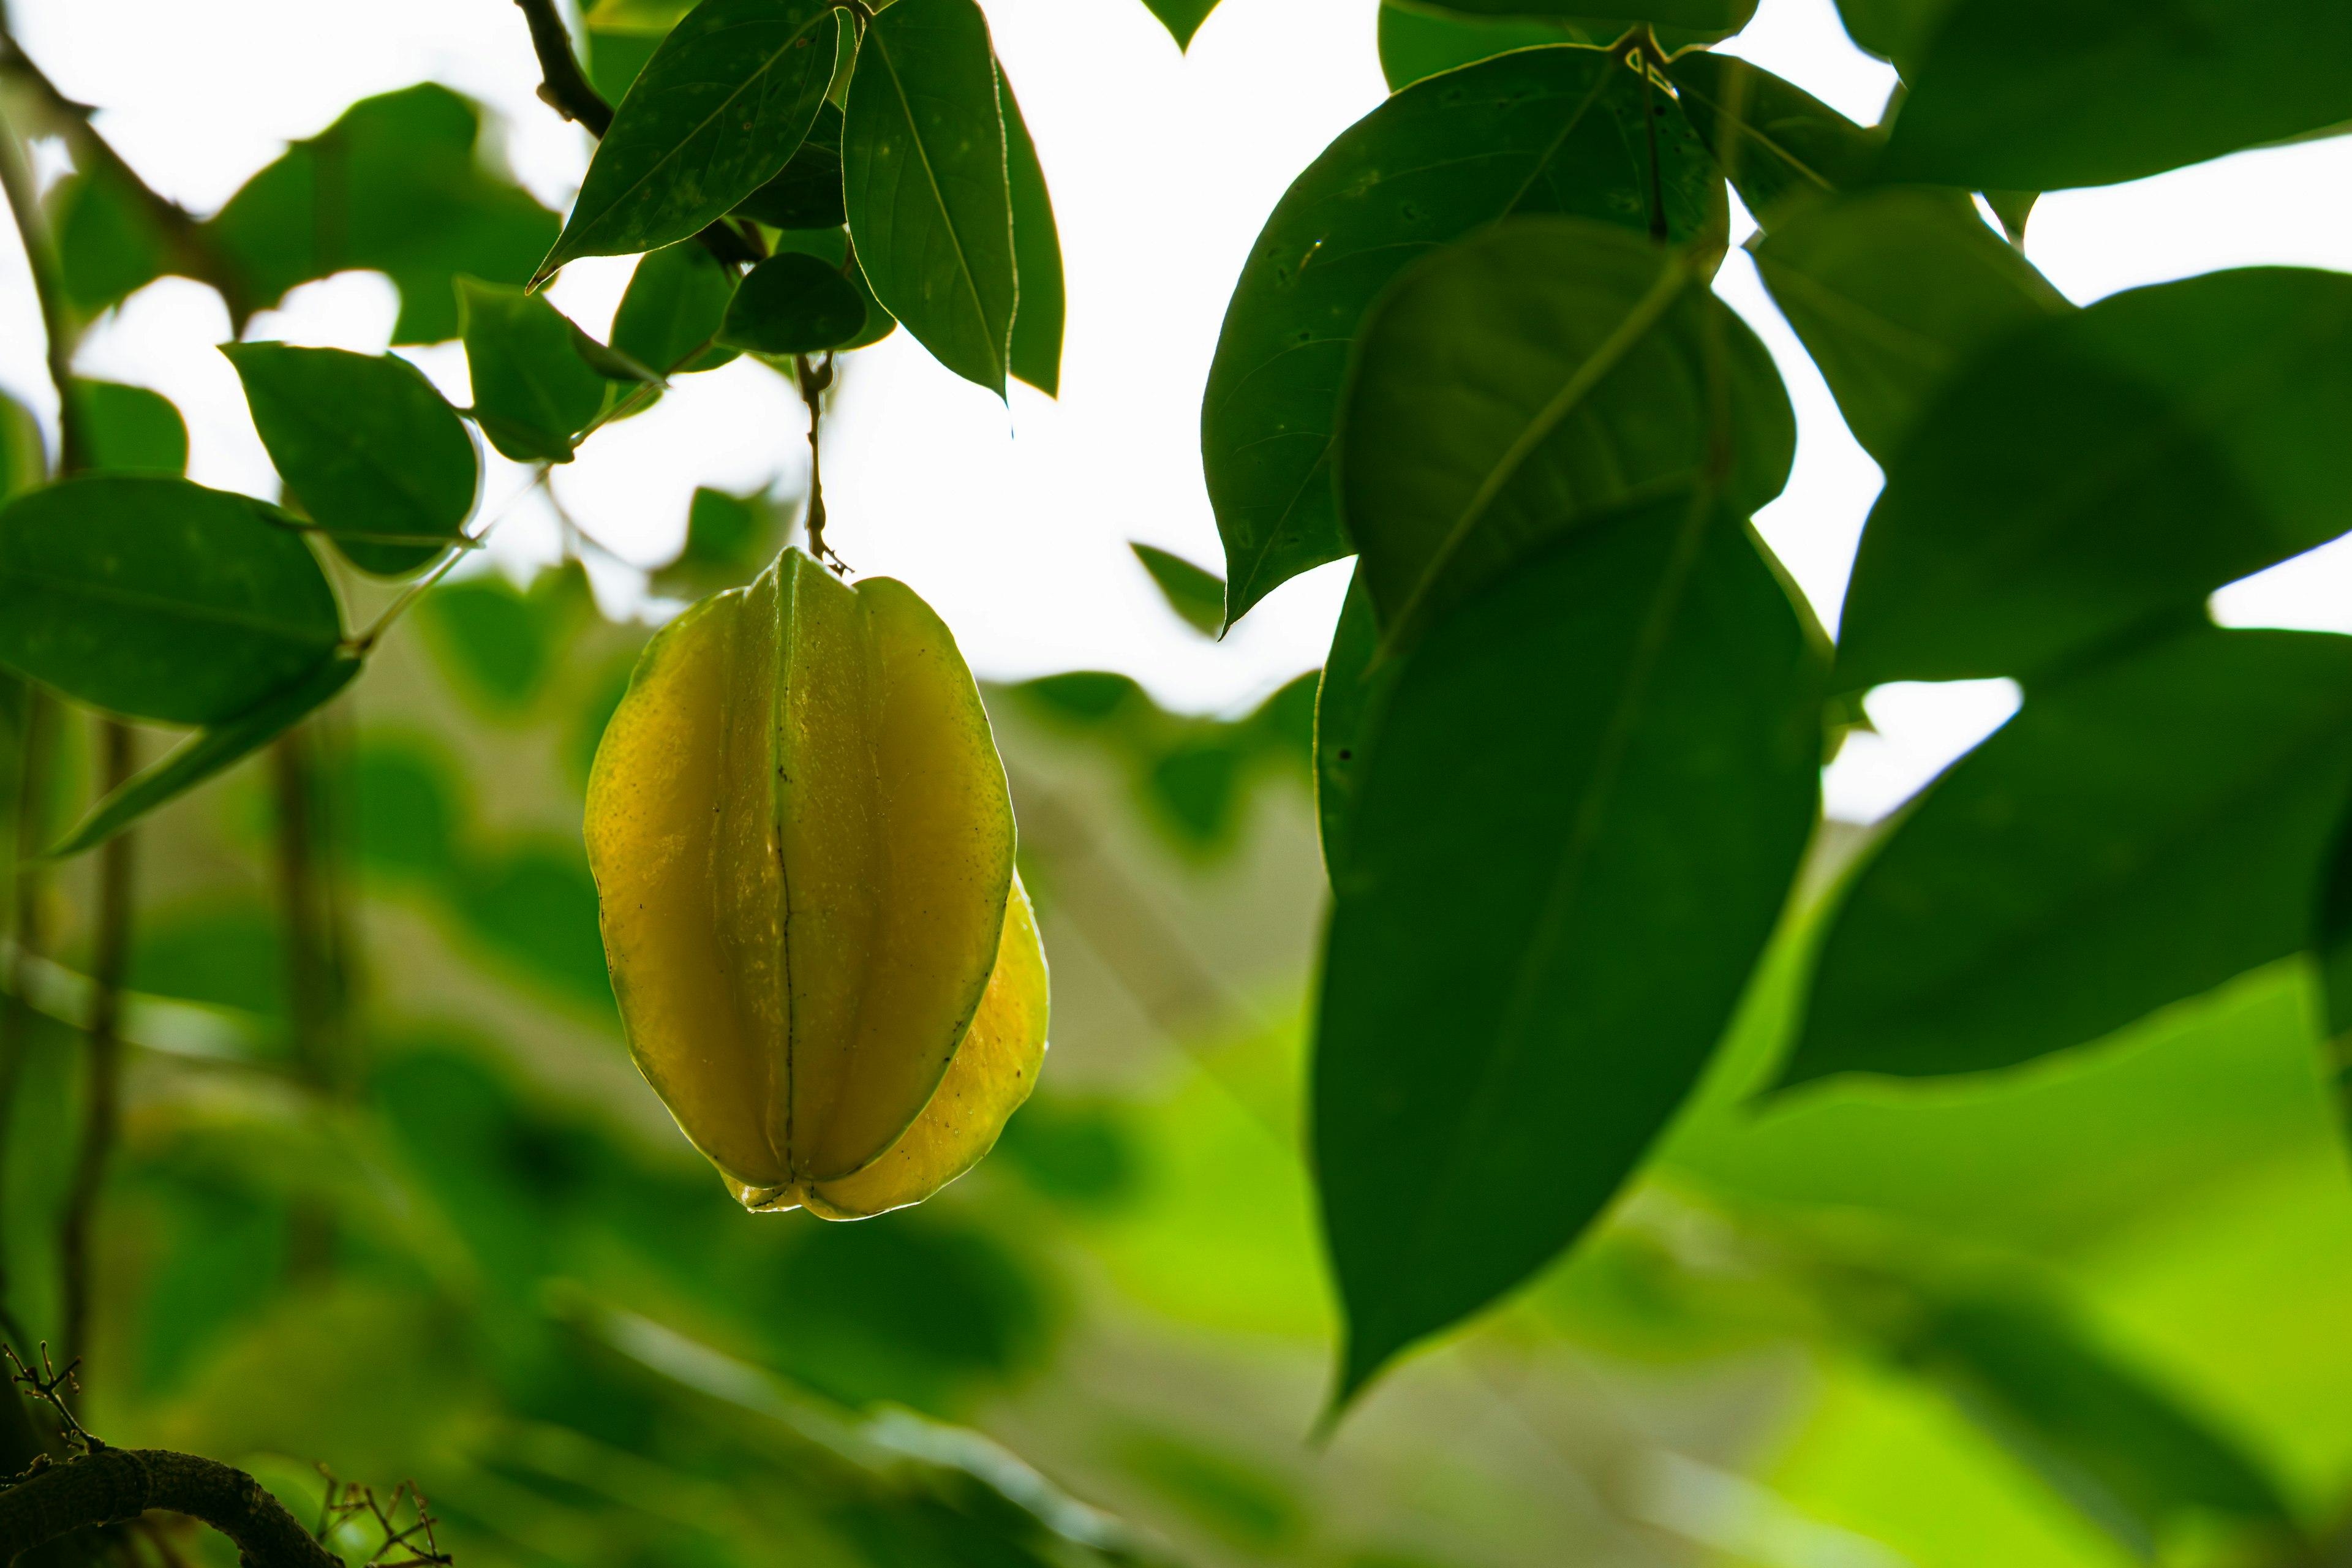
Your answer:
794,353 -> 842,570
59,724 -> 134,1379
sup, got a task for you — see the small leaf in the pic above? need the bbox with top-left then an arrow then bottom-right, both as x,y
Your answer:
843,0 -> 1017,394
1001,64 -> 1065,398
458,278 -> 612,462
43,656 -> 363,861
1138,0 -> 1219,49
611,242 -> 743,375
1836,268 -> 2352,690
1664,51 -> 1883,230
1787,628 -> 2352,1087
53,158 -> 173,314
540,0 -> 840,277
655,485 -> 790,597
0,475 -> 342,726
78,382 -> 188,475
1752,186 -> 2068,465
1311,566 -> 1392,884
717,251 -> 867,353
1879,0 -> 2352,190
772,227 -> 898,349
1203,45 -> 1719,624
1340,219 -> 1792,643
733,101 -> 846,230
223,343 -> 480,575
1129,543 -> 1224,635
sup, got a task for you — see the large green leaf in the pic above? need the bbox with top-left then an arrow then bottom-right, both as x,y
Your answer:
0,475 -> 342,726
1340,219 -> 1791,641
1880,0 -> 2352,191
1311,565 -> 1389,884
1786,628 -> 2352,1087
1414,0 -> 1753,21
539,0 -> 840,277
1836,268 -> 2352,690
1000,65 -> 1065,398
1830,0 -> 1950,71
78,382 -> 188,475
458,279 -> 614,462
1201,45 -> 1718,623
222,344 -> 479,576
1752,186 -> 2067,464
1376,6 -> 1593,89
718,252 -> 868,352
1664,52 -> 1882,229
1316,491 -> 1819,1404
611,242 -> 743,375
843,0 -> 1017,394
734,102 -> 848,230
203,84 -> 558,342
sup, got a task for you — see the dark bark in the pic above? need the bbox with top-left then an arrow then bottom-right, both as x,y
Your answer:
0,1450 -> 340,1568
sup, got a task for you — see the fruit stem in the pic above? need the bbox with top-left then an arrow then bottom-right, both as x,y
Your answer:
795,352 -> 843,572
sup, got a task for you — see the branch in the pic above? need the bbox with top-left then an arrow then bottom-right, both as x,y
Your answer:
511,0 -> 612,137
0,82 -> 83,472
0,1449 -> 342,1568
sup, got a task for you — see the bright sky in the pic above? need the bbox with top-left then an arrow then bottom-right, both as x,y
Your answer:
4,0 -> 2349,820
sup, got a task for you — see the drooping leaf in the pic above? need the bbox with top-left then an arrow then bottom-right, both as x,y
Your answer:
772,227 -> 898,349
222,344 -> 479,575
1340,219 -> 1792,642
43,656 -> 363,860
458,279 -> 613,462
1137,0 -> 1219,49
718,251 -> 867,353
1317,492 -> 1819,1404
203,84 -> 559,342
1835,268 -> 2352,690
734,102 -> 847,230
1786,627 -> 2352,1087
611,242 -> 744,375
0,475 -> 342,726
1129,543 -> 1224,635
1664,51 -> 1883,229
1000,66 -> 1065,398
539,0 -> 841,277
1202,45 -> 1717,624
1311,566 -> 1390,884
1879,0 -> 2352,191
843,0 -> 1017,394
1752,185 -> 2068,464
78,382 -> 187,475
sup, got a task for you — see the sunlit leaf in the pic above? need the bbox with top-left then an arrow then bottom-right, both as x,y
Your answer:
78,380 -> 187,475
458,278 -> 612,461
611,242 -> 743,375
1129,543 -> 1224,636
717,251 -> 867,353
1664,51 -> 1882,229
1001,62 -> 1064,397
843,0 -> 1017,394
1202,45 -> 1717,624
0,475 -> 341,726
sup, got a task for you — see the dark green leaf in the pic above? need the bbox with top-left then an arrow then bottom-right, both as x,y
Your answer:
0,475 -> 342,726
611,242 -> 743,375
1317,493 -> 1819,1403
43,655 -> 361,860
585,26 -> 665,106
1879,0 -> 2352,190
843,0 -> 1017,393
733,102 -> 846,230
222,344 -> 478,575
0,393 -> 40,500
1751,186 -> 2067,464
458,279 -> 612,462
1411,0 -> 1752,21
204,85 -> 559,343
1787,628 -> 2352,1087
1340,219 -> 1792,641
1664,51 -> 1883,228
1836,268 -> 2352,690
718,251 -> 867,353
1830,0 -> 1950,71
1983,187 -> 2035,244
78,382 -> 187,475
1378,6 -> 1605,91
773,227 -> 899,348
1139,0 -> 1219,49
1202,45 -> 1719,624
1311,566 -> 1391,884
1000,63 -> 1065,397
1129,543 -> 1224,635
53,158 -> 173,313
539,0 -> 840,277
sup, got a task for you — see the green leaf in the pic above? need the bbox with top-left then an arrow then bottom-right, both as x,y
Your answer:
0,393 -> 40,500
1830,0 -> 1950,71
1128,543 -> 1223,636
1340,219 -> 1792,642
541,0 -> 840,278
1663,51 -> 1883,229
718,251 -> 867,352
586,26 -> 665,105
222,344 -> 479,576
42,655 -> 362,860
1751,186 -> 2068,465
1879,0 -> 2352,191
1202,45 -> 1719,624
654,485 -> 791,597
204,84 -> 559,343
611,242 -> 744,375
1376,6 -> 1604,91
1982,187 -> 2035,244
1000,66 -> 1065,398
734,101 -> 847,230
1417,0 -> 1753,21
78,382 -> 188,475
458,279 -> 612,462
418,564 -> 595,714
53,157 -> 173,313
1836,268 -> 2352,690
1787,627 -> 2352,1087
1138,0 -> 1219,49
1316,492 -> 1819,1404
843,0 -> 1017,395
0,475 -> 342,726
1311,565 -> 1391,884
772,227 -> 898,349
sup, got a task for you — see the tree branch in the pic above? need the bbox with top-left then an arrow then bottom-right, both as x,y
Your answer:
511,0 -> 613,137
0,86 -> 84,472
0,1449 -> 342,1568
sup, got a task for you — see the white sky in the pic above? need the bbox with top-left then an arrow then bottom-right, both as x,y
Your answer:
4,0 -> 2349,820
